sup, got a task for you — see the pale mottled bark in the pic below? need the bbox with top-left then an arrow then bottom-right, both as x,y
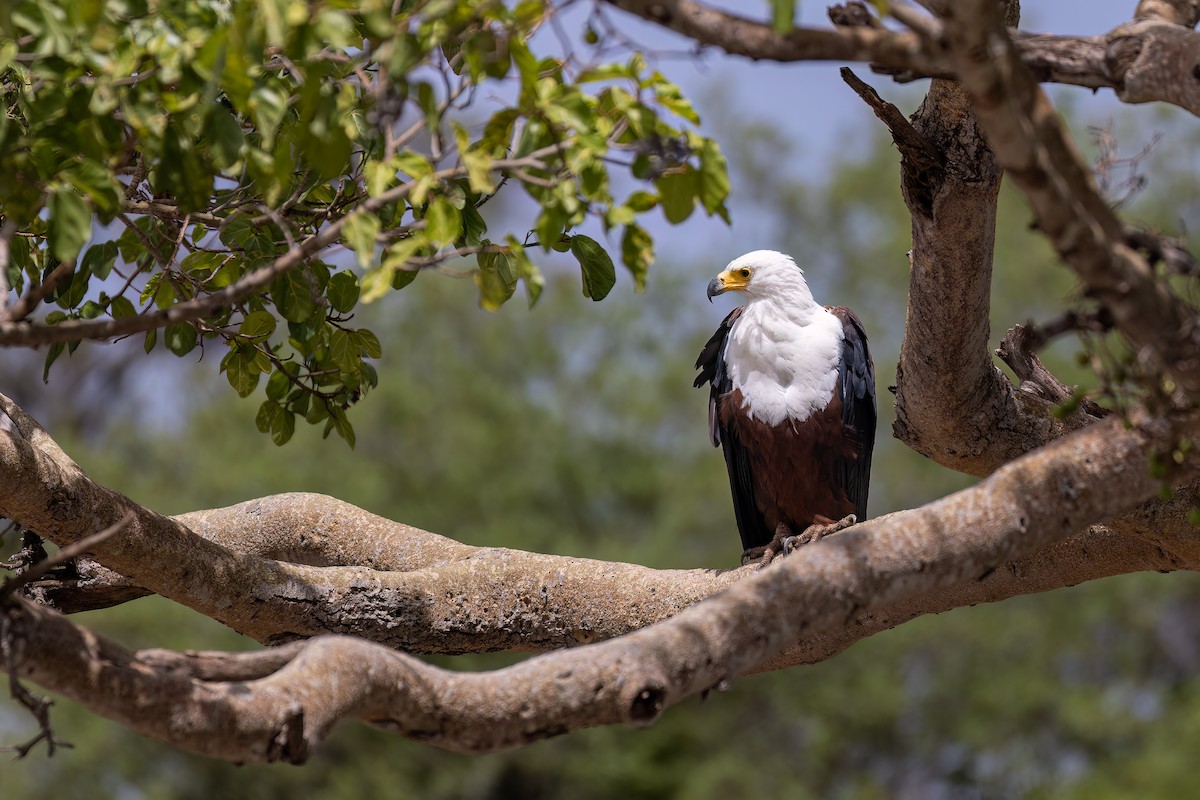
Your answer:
1133,0 -> 1200,26
6,407 -> 1198,761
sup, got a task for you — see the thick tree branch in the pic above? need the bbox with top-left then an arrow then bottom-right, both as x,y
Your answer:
4,388 -> 1200,671
838,4 -> 1094,477
601,0 -> 931,65
600,0 -> 1200,115
939,2 -> 1200,400
6,407 -> 1199,761
1133,0 -> 1200,26
1105,20 -> 1200,113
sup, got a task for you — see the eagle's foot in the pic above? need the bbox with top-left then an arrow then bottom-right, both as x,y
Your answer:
744,523 -> 798,569
782,514 -> 858,554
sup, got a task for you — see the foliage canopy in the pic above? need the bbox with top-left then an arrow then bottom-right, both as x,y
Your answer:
1,0 -> 729,444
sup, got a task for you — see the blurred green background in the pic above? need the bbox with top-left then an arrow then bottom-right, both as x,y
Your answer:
4,92 -> 1200,798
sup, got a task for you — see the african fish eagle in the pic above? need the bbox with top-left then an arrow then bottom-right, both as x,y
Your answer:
694,250 -> 877,564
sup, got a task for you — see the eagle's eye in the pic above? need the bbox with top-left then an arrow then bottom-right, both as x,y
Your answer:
739,268 -> 751,278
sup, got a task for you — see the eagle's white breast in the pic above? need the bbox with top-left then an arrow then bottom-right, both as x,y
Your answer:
727,303 -> 844,427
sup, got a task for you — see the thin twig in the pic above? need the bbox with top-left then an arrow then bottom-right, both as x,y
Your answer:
0,219 -> 17,321
0,516 -> 129,759
4,257 -> 77,323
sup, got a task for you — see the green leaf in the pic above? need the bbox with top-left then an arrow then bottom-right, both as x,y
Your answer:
391,266 -> 419,291
570,234 -> 616,302
139,273 -> 176,309
329,406 -> 356,448
239,310 -> 277,341
203,105 -> 245,169
271,408 -> 296,446
43,342 -> 65,383
509,242 -> 544,308
110,295 -> 137,319
64,159 -> 122,221
461,203 -> 488,247
425,196 -> 461,246
48,186 -> 91,262
475,249 -> 518,311
54,263 -> 90,310
535,205 -> 567,251
655,169 -> 698,225
255,399 -> 280,434
621,224 -> 654,292
356,329 -> 383,359
771,0 -> 795,33
164,323 -> 198,357
327,271 -> 360,313
266,369 -> 291,402
222,348 -> 261,398
257,396 -> 296,445
306,398 -> 330,425
144,329 -> 157,353
160,127 -> 211,213
361,238 -> 424,302
697,139 -> 731,214
272,272 -> 317,323
462,150 -> 494,195
626,190 -> 657,212
342,213 -> 381,269
81,241 -> 118,280
329,328 -> 360,372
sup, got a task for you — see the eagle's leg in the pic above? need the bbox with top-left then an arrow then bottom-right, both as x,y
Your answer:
782,514 -> 857,554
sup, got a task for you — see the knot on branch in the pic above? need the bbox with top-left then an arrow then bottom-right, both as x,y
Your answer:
626,682 -> 667,725
829,2 -> 882,29
1132,0 -> 1200,27
269,706 -> 309,764
1126,227 -> 1198,276
997,320 -> 1110,419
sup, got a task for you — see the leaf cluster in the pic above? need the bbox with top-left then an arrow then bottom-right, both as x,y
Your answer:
0,0 -> 730,444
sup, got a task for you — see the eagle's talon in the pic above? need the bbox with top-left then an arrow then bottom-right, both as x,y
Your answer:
740,546 -> 769,566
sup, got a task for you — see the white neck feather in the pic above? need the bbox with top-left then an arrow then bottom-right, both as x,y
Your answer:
727,300 -> 844,426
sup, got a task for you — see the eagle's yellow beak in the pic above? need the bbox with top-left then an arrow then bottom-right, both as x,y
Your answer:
707,269 -> 750,302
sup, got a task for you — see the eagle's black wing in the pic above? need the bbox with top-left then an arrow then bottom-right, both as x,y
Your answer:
830,307 -> 877,522
694,307 -> 774,550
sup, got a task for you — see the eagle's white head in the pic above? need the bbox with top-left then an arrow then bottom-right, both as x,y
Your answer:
706,250 -> 817,311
